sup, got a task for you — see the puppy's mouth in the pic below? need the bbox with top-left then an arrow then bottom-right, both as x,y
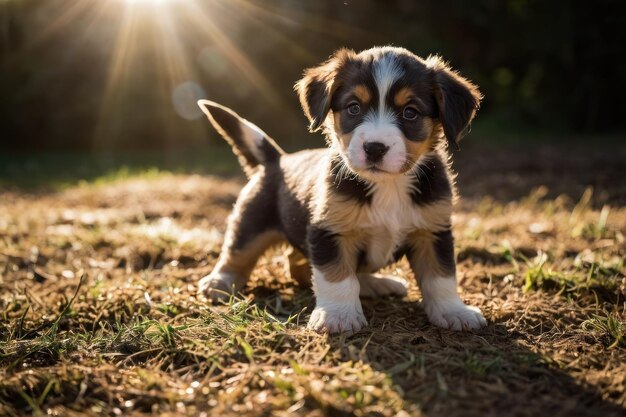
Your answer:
366,164 -> 387,173
361,159 -> 418,177
353,162 -> 403,178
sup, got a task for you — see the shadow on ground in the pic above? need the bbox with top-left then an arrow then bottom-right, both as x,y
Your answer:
254,287 -> 626,417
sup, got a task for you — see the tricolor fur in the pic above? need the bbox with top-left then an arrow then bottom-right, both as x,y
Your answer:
197,46 -> 486,334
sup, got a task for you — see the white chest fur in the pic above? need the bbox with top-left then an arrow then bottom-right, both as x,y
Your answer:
359,175 -> 425,270
318,168 -> 450,272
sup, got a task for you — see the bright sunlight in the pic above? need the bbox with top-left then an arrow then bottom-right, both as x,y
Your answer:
32,0 -> 290,148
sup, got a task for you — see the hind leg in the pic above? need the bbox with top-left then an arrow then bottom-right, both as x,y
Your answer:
357,273 -> 408,297
199,173 -> 282,301
285,246 -> 311,287
199,230 -> 282,301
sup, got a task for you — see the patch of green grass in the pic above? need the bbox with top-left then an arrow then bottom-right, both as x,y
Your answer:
84,166 -> 168,188
568,188 -> 616,240
0,275 -> 84,371
519,251 -> 553,283
523,256 -> 571,294
578,205 -> 612,240
521,251 -> 623,302
0,286 -> 412,416
582,312 -> 626,349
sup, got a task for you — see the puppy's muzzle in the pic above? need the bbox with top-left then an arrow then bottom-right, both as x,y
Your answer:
363,141 -> 389,164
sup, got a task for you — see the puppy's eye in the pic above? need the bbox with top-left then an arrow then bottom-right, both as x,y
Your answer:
347,102 -> 361,116
402,106 -> 419,121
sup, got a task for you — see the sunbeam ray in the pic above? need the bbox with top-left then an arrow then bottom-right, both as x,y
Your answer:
184,0 -> 283,107
93,2 -> 142,146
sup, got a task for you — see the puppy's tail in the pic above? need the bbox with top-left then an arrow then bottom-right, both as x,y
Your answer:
197,100 -> 285,177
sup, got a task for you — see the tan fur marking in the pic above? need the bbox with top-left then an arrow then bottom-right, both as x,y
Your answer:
403,118 -> 441,169
418,200 -> 454,231
314,229 -> 363,283
407,230 -> 450,281
285,246 -> 311,286
393,87 -> 413,107
219,230 -> 284,276
353,84 -> 372,104
332,112 -> 352,152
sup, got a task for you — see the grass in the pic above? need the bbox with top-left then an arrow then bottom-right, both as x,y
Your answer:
521,251 -> 623,303
583,313 -> 626,349
1,146 -> 625,416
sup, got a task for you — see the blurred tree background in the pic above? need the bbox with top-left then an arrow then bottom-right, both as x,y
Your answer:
0,0 -> 624,153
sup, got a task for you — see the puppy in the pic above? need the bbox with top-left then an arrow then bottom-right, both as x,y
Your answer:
197,46 -> 486,333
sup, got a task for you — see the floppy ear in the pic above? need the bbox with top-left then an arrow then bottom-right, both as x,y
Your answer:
428,56 -> 482,150
295,48 -> 355,132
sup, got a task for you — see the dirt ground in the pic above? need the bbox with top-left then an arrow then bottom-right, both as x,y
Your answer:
1,143 -> 625,416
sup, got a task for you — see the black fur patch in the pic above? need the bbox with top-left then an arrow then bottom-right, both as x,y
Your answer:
259,139 -> 281,164
231,173 -> 279,251
329,159 -> 372,204
433,64 -> 481,150
397,117 -> 429,142
304,79 -> 331,130
277,150 -> 325,257
433,229 -> 456,276
336,102 -> 368,135
278,188 -> 311,255
356,248 -> 368,271
307,226 -> 340,267
392,244 -> 410,262
409,156 -> 452,205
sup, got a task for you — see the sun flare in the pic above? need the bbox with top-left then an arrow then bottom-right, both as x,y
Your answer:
123,0 -> 174,4
27,0 -> 300,147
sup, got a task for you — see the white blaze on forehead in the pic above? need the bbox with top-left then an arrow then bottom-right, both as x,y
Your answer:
372,54 -> 402,121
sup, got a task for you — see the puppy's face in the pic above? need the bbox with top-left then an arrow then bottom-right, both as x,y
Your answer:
296,47 -> 482,180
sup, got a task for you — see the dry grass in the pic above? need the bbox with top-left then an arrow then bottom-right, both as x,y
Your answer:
1,148 -> 625,416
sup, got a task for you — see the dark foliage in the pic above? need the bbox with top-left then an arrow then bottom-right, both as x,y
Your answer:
0,0 -> 624,151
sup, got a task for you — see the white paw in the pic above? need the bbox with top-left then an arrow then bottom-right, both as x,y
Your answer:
307,304 -> 368,334
357,273 -> 408,298
425,299 -> 487,331
198,271 -> 237,302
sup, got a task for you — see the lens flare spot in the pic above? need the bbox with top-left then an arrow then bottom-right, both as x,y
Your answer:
172,81 -> 206,120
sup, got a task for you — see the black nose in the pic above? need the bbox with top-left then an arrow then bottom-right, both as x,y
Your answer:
363,142 -> 389,163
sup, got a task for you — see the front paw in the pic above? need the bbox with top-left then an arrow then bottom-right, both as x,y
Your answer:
425,299 -> 487,331
307,304 -> 368,334
198,271 -> 237,303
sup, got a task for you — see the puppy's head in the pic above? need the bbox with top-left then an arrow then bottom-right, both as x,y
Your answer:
295,47 -> 482,180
